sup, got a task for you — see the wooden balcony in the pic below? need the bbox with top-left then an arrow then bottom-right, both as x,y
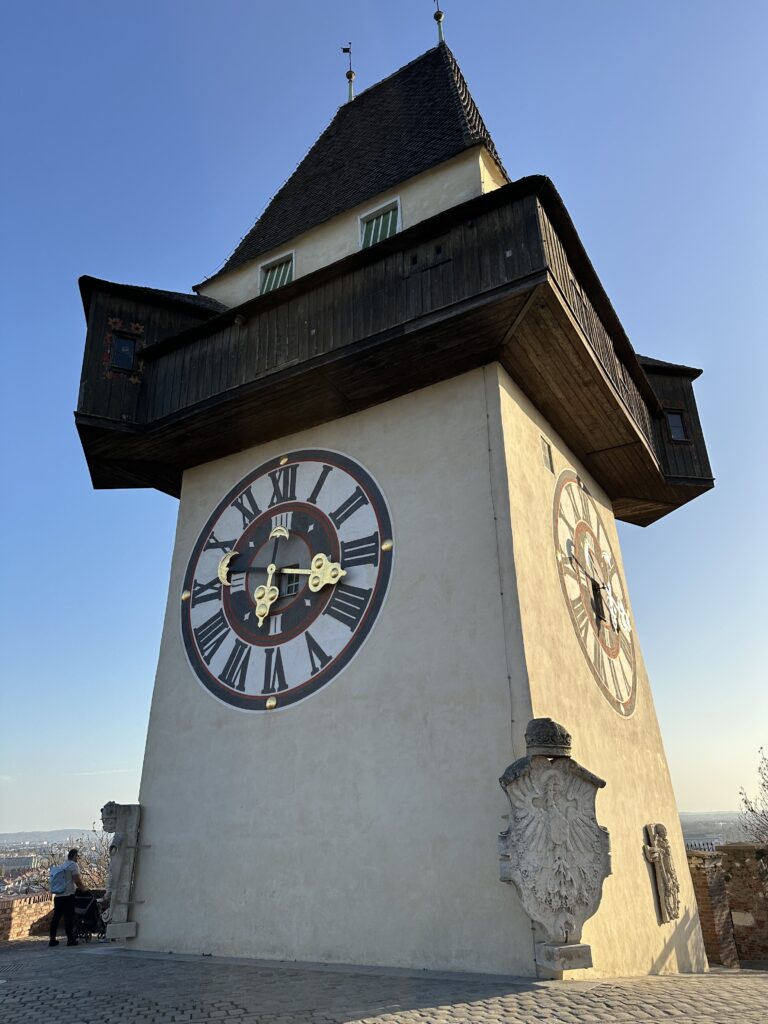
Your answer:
76,176 -> 713,525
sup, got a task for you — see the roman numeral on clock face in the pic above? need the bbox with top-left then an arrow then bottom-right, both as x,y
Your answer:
340,532 -> 379,567
262,647 -> 288,694
570,596 -> 590,643
566,485 -> 582,522
194,610 -> 230,665
269,465 -> 298,506
307,464 -> 333,505
305,631 -> 332,676
205,532 -> 236,553
231,486 -> 262,529
325,583 -> 371,631
191,578 -> 221,607
330,486 -> 369,528
219,640 -> 251,692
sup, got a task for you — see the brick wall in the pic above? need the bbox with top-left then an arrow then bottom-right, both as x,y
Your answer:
718,843 -> 768,962
0,893 -> 54,940
686,850 -> 739,967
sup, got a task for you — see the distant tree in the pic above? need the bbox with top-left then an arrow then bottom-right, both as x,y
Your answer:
32,825 -> 111,893
740,748 -> 768,844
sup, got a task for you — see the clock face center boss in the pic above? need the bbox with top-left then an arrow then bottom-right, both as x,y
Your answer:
180,450 -> 394,711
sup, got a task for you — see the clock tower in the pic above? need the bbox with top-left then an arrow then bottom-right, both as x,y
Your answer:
76,42 -> 714,978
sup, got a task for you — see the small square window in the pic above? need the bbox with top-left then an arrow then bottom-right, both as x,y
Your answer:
282,566 -> 301,598
111,334 -> 136,371
665,411 -> 688,442
261,256 -> 293,295
541,437 -> 554,473
361,204 -> 399,249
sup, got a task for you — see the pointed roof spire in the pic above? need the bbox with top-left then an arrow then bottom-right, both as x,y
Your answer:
434,1 -> 446,44
202,45 -> 507,283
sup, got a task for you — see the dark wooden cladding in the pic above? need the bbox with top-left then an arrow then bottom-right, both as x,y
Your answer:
75,177 -> 713,525
136,193 -> 546,426
640,367 -> 713,482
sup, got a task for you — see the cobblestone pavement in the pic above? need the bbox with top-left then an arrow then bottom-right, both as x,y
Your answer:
1,939 -> 767,1024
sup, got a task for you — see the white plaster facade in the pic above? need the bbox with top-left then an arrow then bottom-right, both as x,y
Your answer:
198,146 -> 506,308
132,365 -> 706,978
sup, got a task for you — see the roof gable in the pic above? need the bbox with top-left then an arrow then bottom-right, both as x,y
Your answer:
200,44 -> 506,286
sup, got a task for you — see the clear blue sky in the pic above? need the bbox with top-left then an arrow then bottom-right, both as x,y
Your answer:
1,1 -> 766,830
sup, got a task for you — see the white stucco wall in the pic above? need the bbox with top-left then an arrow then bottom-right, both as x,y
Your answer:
131,364 -> 706,977
489,365 -> 707,977
199,146 -> 505,308
133,369 -> 536,975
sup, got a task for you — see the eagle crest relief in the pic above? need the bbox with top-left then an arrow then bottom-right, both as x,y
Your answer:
498,719 -> 611,945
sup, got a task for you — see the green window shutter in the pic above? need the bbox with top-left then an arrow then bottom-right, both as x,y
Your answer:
262,257 -> 293,294
361,206 -> 398,249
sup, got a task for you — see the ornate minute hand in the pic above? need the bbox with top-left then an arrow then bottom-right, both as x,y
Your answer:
279,553 -> 346,593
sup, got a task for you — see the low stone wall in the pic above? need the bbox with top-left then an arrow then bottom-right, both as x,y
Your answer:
0,893 -> 54,940
686,850 -> 739,967
718,843 -> 768,961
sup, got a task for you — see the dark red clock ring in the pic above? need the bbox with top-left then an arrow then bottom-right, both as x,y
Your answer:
221,502 -> 338,647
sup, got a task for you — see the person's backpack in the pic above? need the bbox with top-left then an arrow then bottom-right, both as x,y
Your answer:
49,863 -> 68,895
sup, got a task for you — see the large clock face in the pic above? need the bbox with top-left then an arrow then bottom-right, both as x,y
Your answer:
553,470 -> 637,717
181,450 -> 393,711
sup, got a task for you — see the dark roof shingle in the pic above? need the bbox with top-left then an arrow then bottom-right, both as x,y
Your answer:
200,44 -> 506,285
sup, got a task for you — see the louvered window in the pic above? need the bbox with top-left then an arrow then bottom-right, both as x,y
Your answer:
261,256 -> 293,294
361,204 -> 399,249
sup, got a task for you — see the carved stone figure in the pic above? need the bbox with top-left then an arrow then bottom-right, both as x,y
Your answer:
643,822 -> 681,923
499,718 -> 611,966
100,801 -> 141,939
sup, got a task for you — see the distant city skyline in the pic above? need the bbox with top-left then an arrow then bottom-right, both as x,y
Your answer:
1,1 -> 766,831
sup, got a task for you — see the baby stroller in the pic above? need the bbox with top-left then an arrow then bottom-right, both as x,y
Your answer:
74,892 -> 106,942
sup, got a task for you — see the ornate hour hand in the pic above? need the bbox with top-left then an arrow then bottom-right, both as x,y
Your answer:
254,564 -> 280,627
279,553 -> 346,593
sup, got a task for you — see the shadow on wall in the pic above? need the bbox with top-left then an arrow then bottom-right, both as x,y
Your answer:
647,907 -> 706,975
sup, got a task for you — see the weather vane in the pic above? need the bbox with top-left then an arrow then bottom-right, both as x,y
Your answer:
341,42 -> 355,102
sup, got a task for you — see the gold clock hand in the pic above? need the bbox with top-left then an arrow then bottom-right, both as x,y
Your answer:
254,564 -> 280,627
279,553 -> 346,593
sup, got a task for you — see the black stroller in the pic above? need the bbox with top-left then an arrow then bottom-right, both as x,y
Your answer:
74,892 -> 107,942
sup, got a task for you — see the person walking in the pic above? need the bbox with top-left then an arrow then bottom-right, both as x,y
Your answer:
49,848 -> 85,946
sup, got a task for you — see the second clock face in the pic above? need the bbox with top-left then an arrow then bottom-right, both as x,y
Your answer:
553,470 -> 637,717
181,450 -> 393,711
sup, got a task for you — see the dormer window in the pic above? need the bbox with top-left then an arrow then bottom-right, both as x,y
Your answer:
111,333 -> 137,371
665,410 -> 689,442
261,255 -> 294,295
360,202 -> 399,249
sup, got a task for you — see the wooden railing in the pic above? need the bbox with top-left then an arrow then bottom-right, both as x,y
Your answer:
538,204 -> 656,450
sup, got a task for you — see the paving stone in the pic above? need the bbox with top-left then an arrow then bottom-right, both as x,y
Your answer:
1,943 -> 767,1024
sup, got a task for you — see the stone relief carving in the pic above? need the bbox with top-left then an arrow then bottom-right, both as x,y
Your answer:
100,801 -> 141,939
499,718 -> 611,966
643,822 -> 681,923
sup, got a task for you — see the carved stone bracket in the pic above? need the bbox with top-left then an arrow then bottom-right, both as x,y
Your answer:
498,719 -> 611,970
643,822 -> 681,923
100,801 -> 142,940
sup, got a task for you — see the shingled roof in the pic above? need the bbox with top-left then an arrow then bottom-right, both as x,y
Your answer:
199,43 -> 507,286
